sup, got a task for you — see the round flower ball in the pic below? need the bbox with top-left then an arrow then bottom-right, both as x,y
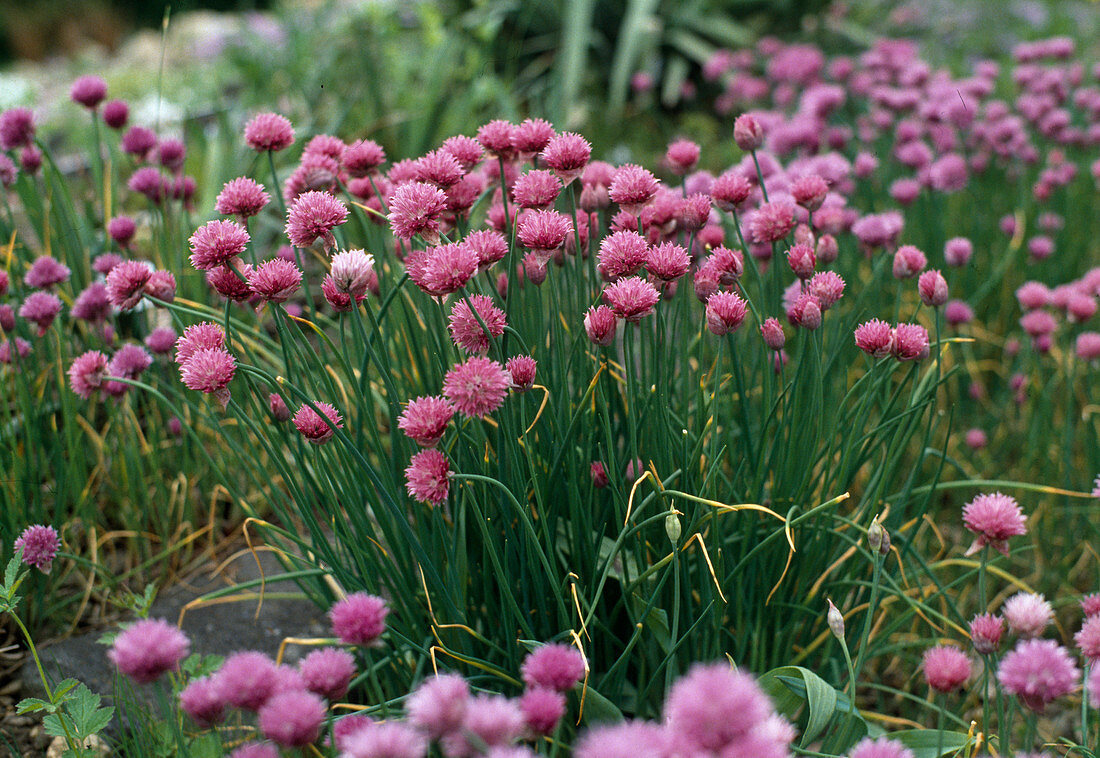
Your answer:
329,592 -> 388,646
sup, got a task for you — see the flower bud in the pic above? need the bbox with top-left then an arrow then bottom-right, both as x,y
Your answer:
665,511 -> 682,545
867,519 -> 885,553
827,599 -> 845,640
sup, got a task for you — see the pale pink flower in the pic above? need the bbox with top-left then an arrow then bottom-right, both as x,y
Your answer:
443,356 -> 512,417
891,323 -> 929,361
407,673 -> 469,739
258,691 -> 326,748
285,191 -> 348,249
705,291 -> 748,336
584,305 -> 618,346
14,524 -> 61,573
388,182 -> 449,244
541,132 -> 591,185
1003,592 -> 1053,638
329,593 -> 388,645
215,177 -> 270,218
997,638 -> 1078,711
19,291 -> 62,335
109,619 -> 190,684
609,165 -> 660,214
969,614 -> 1004,655
248,258 -> 302,303
292,401 -> 343,444
854,319 -> 894,358
962,492 -> 1026,556
522,643 -> 585,691
398,396 -> 455,447
405,449 -> 451,505
748,201 -> 797,244
69,350 -> 109,399
922,645 -> 971,692
598,230 -> 649,280
603,276 -> 660,322
244,112 -> 295,152
189,220 -> 249,270
299,647 -> 355,701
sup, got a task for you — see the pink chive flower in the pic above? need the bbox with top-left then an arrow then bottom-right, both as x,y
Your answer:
705,291 -> 748,336
419,243 -> 479,296
788,293 -> 823,330
574,721 -> 668,758
1075,614 -> 1100,662
646,242 -> 690,282
733,114 -> 764,151
388,182 -> 449,244
603,276 -> 660,322
598,230 -> 650,280
997,638 -> 1079,712
851,211 -> 904,250
330,249 -> 375,298
443,694 -> 525,756
342,139 -> 387,177
918,270 -> 948,306
228,743 -> 279,758
540,132 -> 591,185
207,264 -> 252,301
407,673 -> 470,739
69,350 -> 110,399
108,216 -> 137,248
1084,593 -> 1100,617
1003,592 -> 1053,638
944,237 -> 973,267
24,256 -> 70,289
512,169 -> 561,210
590,461 -> 609,488
175,322 -> 225,366
477,120 -> 517,160
585,305 -> 618,346
965,428 -> 987,450
14,524 -> 61,573
215,177 -> 271,218
848,737 -> 915,758
748,201 -> 797,244
258,690 -> 326,748
128,166 -> 167,203
922,645 -> 971,693
513,117 -> 555,156
120,126 -> 156,159
332,715 -> 374,752
892,245 -> 927,279
299,647 -> 355,701
146,270 -> 176,303
518,210 -> 573,254
970,614 -> 1005,655
891,323 -> 929,361
157,139 -> 185,172
0,304 -> 12,332
787,242 -> 816,279
1090,667 -> 1100,707
663,661 -> 794,757
415,149 -> 464,189
441,135 -> 483,171
342,721 -> 428,758
760,318 -> 786,350
710,170 -> 752,211
268,393 -> 290,422
101,99 -> 128,129
106,260 -> 153,309
19,292 -> 63,335
0,107 -> 35,150
962,492 -> 1026,556
189,219 -> 249,270
520,688 -> 566,735
465,229 -> 508,270
217,651 -> 279,711
244,112 -> 295,152
398,396 -> 455,447
293,401 -> 342,444
855,319 -> 894,358
329,593 -> 389,646
609,165 -> 660,214
506,356 -> 537,392
248,258 -> 302,303
405,447 -> 452,505
443,356 -> 512,417
108,619 -> 190,684
179,677 -> 225,727
93,254 -> 122,277
285,190 -> 348,250
944,300 -> 973,327
180,347 -> 235,404
666,139 -> 701,175
522,643 -> 585,691
808,271 -> 845,310
790,174 -> 829,211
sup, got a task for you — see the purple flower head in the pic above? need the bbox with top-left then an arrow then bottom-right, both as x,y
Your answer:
443,356 -> 512,417
216,177 -> 271,218
518,209 -> 573,253
603,277 -> 660,322
922,645 -> 971,693
892,244 -> 927,279
343,139 -> 387,177
342,721 -> 428,758
388,182 -> 449,244
228,744 -> 279,758
329,592 -> 388,645
180,347 -> 236,401
997,638 -> 1078,712
189,220 -> 249,270
19,291 -> 63,335
541,132 -> 591,185
598,230 -> 649,280
0,107 -> 35,151
1003,592 -> 1052,638
175,323 -> 225,366
711,170 -> 752,211
108,618 -> 190,684
944,237 -> 973,267
584,305 -> 618,346
969,613 -> 1005,655
443,694 -> 524,756
121,127 -> 157,159
216,651 -> 278,711
108,216 -> 137,248
102,100 -> 128,129
449,294 -> 506,354
609,164 -> 660,215
158,138 -> 186,172
520,688 -> 565,735
299,647 -> 355,701
1075,614 -> 1100,663
248,258 -> 302,303
24,256 -> 70,289
293,401 -> 342,444
647,242 -> 690,282
329,249 -> 375,298
245,112 -> 295,152
71,76 -> 108,109
69,350 -> 110,399
144,327 -> 177,355
962,492 -> 1026,556
179,676 -> 226,727
286,190 -> 348,250
407,673 -> 470,739
891,323 -> 929,361
404,446 -> 451,506
748,202 -> 797,244
14,524 -> 61,573
477,119 -> 517,160
398,396 -> 455,448
918,270 -> 948,307
705,291 -> 748,336
506,356 -> 537,392
105,260 -> 153,309
733,114 -> 765,151
521,643 -> 585,691
666,139 -> 701,175
849,737 -> 915,758
855,319 -> 894,358
258,690 -> 327,748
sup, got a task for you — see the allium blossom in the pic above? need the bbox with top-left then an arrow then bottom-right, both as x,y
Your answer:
175,323 -> 225,366
969,614 -> 1005,655
443,356 -> 512,417
891,323 -> 929,361
962,492 -> 1026,556
848,737 -> 914,758
646,242 -> 690,282
258,691 -> 326,748
855,319 -> 894,358
14,524 -> 61,573
705,291 -> 748,336
69,350 -> 110,399
300,647 -> 356,701
405,448 -> 452,506
215,177 -> 271,218
407,673 -> 470,739
180,348 -> 236,406
24,255 -> 70,289
506,355 -> 537,392
540,132 -> 591,184
603,277 -> 660,322
1075,614 -> 1100,662
522,643 -> 585,691
918,270 -> 948,306
1003,592 -> 1053,638
248,258 -> 302,303
398,396 -> 455,447
341,721 -> 428,758
521,688 -> 566,735
330,592 -> 389,646
892,245 -> 927,279
179,677 -> 225,727
922,645 -> 971,693
609,164 -> 660,214
19,291 -> 63,335
329,249 -> 375,298
217,651 -> 278,711
598,230 -> 650,280
517,210 -> 573,254
748,201 -> 797,244
388,182 -> 449,244
189,220 -> 250,270
285,190 -> 348,249
108,619 -> 190,684
292,401 -> 343,444
244,112 -> 295,152
449,295 -> 506,354
997,638 -> 1079,711
584,305 -> 618,346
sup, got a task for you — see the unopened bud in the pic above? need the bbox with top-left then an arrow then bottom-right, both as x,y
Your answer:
867,520 -> 884,553
665,511 -> 682,545
827,599 -> 845,640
